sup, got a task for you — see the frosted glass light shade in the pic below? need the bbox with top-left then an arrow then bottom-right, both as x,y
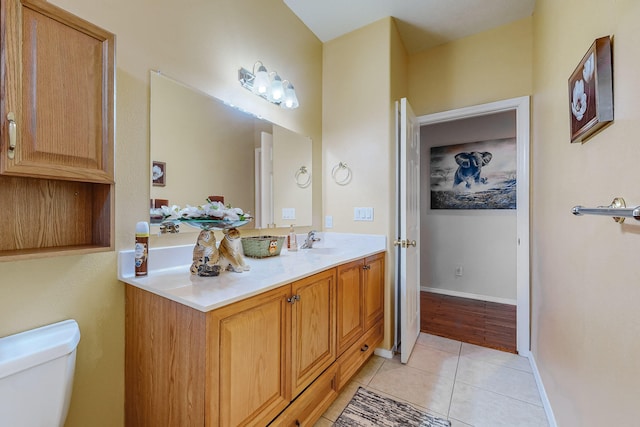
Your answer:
282,83 -> 299,109
268,74 -> 284,103
252,65 -> 270,96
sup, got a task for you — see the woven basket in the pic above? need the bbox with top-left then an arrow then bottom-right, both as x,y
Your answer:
241,236 -> 285,258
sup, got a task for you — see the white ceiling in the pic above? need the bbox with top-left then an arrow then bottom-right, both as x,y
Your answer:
283,0 -> 535,54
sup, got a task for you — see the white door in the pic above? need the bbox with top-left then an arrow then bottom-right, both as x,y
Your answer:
259,132 -> 273,228
396,98 -> 421,364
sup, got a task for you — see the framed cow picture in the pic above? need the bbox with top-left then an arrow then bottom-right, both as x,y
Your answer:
430,138 -> 516,210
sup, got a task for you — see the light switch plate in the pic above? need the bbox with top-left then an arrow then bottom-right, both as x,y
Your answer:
354,207 -> 374,221
282,208 -> 296,220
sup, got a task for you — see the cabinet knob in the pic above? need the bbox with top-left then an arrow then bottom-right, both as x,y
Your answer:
287,295 -> 300,304
363,265 -> 371,270
360,344 -> 369,352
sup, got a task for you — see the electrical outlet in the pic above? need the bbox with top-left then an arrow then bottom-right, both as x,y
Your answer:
325,215 -> 333,228
455,265 -> 463,277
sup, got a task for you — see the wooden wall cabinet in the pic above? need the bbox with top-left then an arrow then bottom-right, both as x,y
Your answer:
125,255 -> 384,426
0,0 -> 115,259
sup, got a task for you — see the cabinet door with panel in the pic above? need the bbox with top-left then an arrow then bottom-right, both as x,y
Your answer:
1,0 -> 115,183
207,286 -> 292,427
363,252 -> 385,331
336,259 -> 365,356
290,269 -> 336,396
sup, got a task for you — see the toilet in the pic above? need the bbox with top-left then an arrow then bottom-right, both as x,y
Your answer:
0,319 -> 81,427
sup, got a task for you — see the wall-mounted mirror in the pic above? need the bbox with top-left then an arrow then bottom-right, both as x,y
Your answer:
150,71 -> 312,232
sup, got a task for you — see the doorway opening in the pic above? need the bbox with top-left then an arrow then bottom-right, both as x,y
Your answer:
416,97 -> 530,356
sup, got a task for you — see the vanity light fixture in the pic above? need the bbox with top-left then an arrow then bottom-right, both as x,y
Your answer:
282,81 -> 299,109
238,61 -> 299,109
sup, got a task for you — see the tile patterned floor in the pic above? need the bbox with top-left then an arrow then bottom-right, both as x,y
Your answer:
315,333 -> 549,427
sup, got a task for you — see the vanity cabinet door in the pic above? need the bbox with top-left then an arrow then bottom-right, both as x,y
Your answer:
290,269 -> 336,397
207,286 -> 292,427
364,252 -> 385,331
336,259 -> 365,356
1,0 -> 115,183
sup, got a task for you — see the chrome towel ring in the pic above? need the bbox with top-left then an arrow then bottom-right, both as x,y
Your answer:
331,162 -> 352,186
295,166 -> 311,188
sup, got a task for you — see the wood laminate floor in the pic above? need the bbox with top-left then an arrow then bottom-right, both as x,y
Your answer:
420,291 -> 517,354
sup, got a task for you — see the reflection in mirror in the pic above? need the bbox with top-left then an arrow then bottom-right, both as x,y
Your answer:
150,71 -> 312,232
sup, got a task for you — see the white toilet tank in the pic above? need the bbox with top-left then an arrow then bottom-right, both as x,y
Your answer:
0,319 -> 81,427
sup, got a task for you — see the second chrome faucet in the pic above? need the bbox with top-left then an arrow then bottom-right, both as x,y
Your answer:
301,230 -> 321,249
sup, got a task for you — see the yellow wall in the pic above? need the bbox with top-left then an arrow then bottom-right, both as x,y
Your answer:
408,17 -> 533,115
532,0 -> 640,424
407,4 -> 640,423
323,17 -> 407,350
0,1 -> 322,426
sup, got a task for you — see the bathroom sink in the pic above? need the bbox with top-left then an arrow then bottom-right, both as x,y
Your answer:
303,247 -> 339,255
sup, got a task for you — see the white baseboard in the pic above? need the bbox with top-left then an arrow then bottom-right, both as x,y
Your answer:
374,347 -> 394,359
528,352 -> 557,427
421,286 -> 517,306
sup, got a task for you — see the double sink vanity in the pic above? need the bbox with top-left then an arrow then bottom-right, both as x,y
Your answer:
119,232 -> 386,426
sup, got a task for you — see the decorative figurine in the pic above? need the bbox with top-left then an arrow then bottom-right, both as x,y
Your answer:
190,229 -> 221,276
218,227 -> 250,273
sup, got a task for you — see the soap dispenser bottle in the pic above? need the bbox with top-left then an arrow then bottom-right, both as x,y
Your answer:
288,225 -> 298,251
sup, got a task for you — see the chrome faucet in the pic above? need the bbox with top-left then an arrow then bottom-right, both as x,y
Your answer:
301,230 -> 321,249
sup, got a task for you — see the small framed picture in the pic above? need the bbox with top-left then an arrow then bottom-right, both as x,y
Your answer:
568,36 -> 613,143
152,161 -> 166,187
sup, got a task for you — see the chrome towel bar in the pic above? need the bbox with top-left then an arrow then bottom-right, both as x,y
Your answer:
572,197 -> 640,223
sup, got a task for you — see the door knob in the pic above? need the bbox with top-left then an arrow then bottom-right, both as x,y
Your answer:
407,240 -> 417,247
393,239 -> 406,248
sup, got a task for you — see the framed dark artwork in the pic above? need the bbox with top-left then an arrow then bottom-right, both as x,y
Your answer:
569,36 -> 613,143
152,161 -> 166,187
430,138 -> 516,210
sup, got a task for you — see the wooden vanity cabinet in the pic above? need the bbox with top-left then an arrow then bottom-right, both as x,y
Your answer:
289,269 -> 336,396
208,285 -> 292,426
126,269 -> 339,427
0,0 -> 115,259
336,259 -> 365,356
363,252 -> 385,330
335,252 -> 385,390
125,254 -> 384,426
336,252 -> 385,356
208,269 -> 336,426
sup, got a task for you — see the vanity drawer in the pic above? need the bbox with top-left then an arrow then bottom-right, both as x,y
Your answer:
336,321 -> 383,391
269,364 -> 338,427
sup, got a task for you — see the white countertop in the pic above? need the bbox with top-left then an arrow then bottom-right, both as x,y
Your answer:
118,232 -> 386,312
